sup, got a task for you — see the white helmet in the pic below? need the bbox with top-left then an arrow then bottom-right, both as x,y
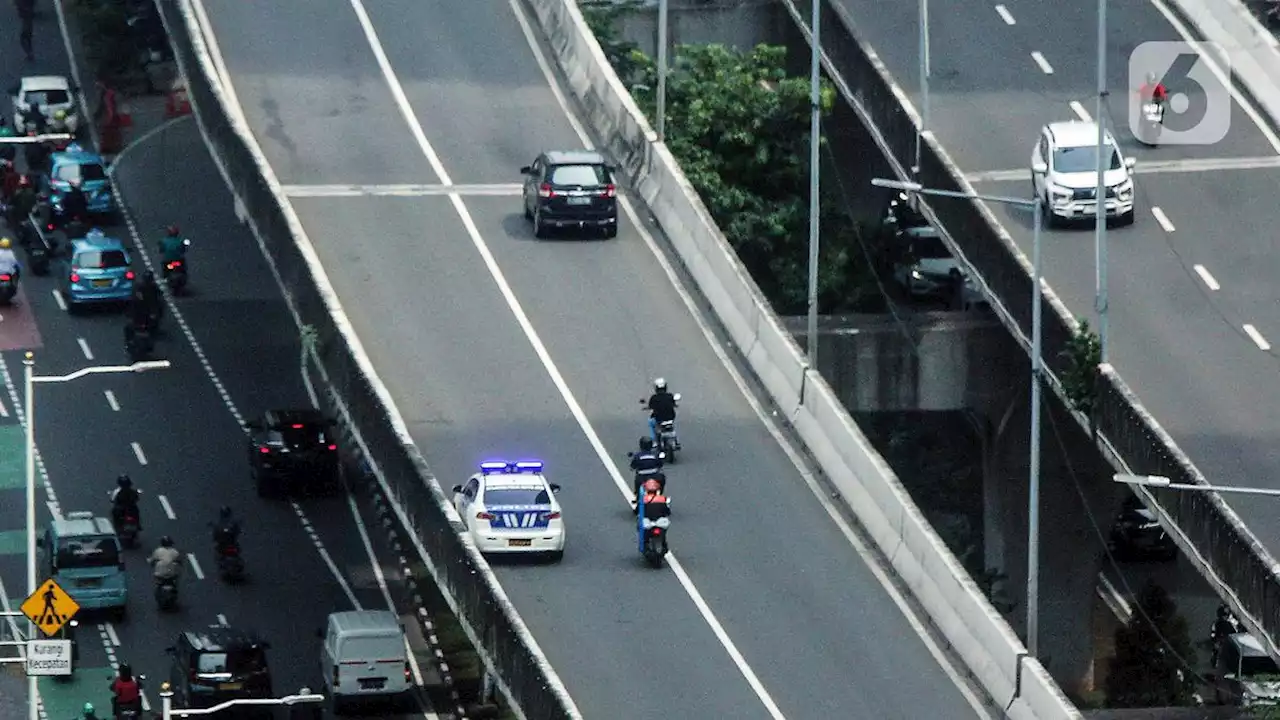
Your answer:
654,378 -> 667,392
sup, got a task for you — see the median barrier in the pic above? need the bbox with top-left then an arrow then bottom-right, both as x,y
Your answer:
154,0 -> 580,717
774,0 -> 1280,662
521,0 -> 1079,715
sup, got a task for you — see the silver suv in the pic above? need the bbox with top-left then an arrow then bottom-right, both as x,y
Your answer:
1030,121 -> 1136,227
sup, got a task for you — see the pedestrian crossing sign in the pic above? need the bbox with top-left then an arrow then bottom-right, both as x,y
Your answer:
20,579 -> 79,637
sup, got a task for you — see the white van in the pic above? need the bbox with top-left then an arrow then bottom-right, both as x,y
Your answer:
320,610 -> 413,712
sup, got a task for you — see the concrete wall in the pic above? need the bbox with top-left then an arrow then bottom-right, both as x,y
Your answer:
606,0 -> 787,57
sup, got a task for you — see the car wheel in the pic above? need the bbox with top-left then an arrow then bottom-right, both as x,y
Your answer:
548,550 -> 564,563
523,195 -> 533,220
533,212 -> 548,239
602,224 -> 618,239
1119,209 -> 1135,226
113,605 -> 127,622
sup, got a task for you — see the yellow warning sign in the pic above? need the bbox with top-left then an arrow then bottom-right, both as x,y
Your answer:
20,579 -> 80,637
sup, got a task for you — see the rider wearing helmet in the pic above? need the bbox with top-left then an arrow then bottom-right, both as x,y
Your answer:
639,478 -> 671,524
129,270 -> 162,332
645,378 -> 679,448
159,224 -> 189,264
147,536 -> 182,584
0,238 -> 20,280
109,663 -> 142,717
79,702 -> 101,720
110,474 -> 141,529
629,436 -> 665,509
10,173 -> 36,227
1139,71 -> 1169,104
211,505 -> 241,550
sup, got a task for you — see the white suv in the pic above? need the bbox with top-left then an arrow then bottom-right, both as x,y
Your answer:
1031,121 -> 1135,226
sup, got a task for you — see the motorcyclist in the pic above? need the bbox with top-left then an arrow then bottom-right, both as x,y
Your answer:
210,506 -> 241,551
61,179 -> 88,223
630,436 -> 664,488
639,478 -> 671,526
109,474 -> 141,530
1210,603 -> 1241,665
77,702 -> 102,720
130,271 -> 162,330
0,160 -> 19,202
645,378 -> 679,449
158,224 -> 189,264
11,175 -> 36,228
0,238 -> 21,280
109,663 -> 142,717
1138,71 -> 1169,105
147,536 -> 182,585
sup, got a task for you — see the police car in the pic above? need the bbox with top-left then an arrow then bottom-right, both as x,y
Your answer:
451,461 -> 565,562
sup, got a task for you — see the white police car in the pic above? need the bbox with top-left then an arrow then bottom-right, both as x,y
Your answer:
452,461 -> 565,562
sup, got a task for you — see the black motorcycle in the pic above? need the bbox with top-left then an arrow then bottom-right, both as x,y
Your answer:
124,322 -> 154,362
641,522 -> 669,568
154,578 -> 178,611
163,258 -> 188,293
215,541 -> 245,583
0,271 -> 17,305
110,506 -> 140,549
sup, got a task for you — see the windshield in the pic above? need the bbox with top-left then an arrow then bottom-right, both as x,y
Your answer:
1242,654 -> 1280,677
54,537 -> 119,569
913,236 -> 951,260
549,164 -> 609,187
1053,146 -> 1122,174
483,488 -> 550,506
74,250 -> 128,269
25,90 -> 69,107
55,162 -> 106,184
197,648 -> 267,675
265,426 -> 327,446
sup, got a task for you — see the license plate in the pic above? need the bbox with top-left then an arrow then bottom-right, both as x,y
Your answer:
218,682 -> 242,691
566,196 -> 591,205
359,678 -> 387,690
91,279 -> 111,288
76,578 -> 100,587
508,538 -> 532,547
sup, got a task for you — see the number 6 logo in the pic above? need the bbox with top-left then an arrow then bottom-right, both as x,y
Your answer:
1128,41 -> 1231,145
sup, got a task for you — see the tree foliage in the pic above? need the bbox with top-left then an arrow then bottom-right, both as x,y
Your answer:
582,3 -> 883,314
1105,581 -> 1196,707
1060,320 -> 1102,420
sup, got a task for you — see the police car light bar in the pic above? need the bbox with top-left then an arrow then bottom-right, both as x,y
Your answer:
515,461 -> 544,472
479,461 -> 509,474
479,460 -> 545,474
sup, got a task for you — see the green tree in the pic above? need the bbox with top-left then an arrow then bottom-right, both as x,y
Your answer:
1060,320 -> 1102,422
1105,581 -> 1195,708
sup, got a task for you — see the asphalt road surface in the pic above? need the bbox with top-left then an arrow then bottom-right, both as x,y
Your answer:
0,6 -> 436,718
193,0 -> 989,717
833,0 -> 1280,576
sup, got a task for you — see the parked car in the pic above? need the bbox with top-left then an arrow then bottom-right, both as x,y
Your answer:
1109,494 -> 1177,562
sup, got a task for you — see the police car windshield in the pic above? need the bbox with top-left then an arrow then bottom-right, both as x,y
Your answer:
25,90 -> 69,106
55,162 -> 106,183
483,488 -> 550,506
75,250 -> 128,269
55,537 -> 119,569
1053,146 -> 1121,174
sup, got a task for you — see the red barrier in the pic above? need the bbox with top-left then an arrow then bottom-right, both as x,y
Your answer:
95,84 -> 131,154
165,81 -> 191,118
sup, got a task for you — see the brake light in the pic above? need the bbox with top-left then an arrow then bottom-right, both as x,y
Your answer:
601,184 -> 616,198
0,275 -> 11,282
291,423 -> 304,429
45,224 -> 53,230
167,260 -> 182,269
404,661 -> 412,682
546,512 -> 561,520
125,271 -> 135,280
476,512 -> 495,520
258,447 -> 270,454
327,444 -> 337,451
651,528 -> 661,536
222,545 -> 239,556
538,183 -> 553,198
69,272 -> 79,283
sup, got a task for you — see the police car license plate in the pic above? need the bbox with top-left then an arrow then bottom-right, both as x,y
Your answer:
566,196 -> 591,205
92,279 -> 111,288
508,539 -> 532,547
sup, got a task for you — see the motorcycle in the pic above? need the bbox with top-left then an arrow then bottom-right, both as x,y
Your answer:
0,271 -> 17,305
638,502 -> 671,568
640,393 -> 682,463
154,577 -> 178,611
110,508 -> 140,549
1138,101 -> 1165,146
108,672 -> 146,720
124,321 -> 154,362
215,541 -> 245,583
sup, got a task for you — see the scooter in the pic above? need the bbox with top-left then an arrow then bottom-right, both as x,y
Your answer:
215,542 -> 245,583
107,673 -> 146,720
639,511 -> 671,568
1137,101 -> 1165,146
639,393 -> 682,463
154,578 -> 178,611
0,272 -> 17,305
110,509 -> 140,549
163,239 -> 191,293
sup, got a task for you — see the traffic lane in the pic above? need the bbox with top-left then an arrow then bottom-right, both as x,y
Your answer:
288,194 -> 767,719
464,196 -> 977,717
361,0 -> 583,184
198,0 -> 441,187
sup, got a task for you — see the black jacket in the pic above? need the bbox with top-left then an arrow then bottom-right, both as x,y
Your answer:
647,391 -> 677,422
212,520 -> 240,548
630,451 -> 663,474
111,487 -> 139,510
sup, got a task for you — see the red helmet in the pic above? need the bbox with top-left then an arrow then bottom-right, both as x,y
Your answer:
642,479 -> 662,493
166,225 -> 180,237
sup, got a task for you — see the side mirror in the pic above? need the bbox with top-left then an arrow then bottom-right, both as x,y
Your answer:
673,393 -> 682,402
549,483 -> 561,493
626,452 -> 635,458
164,646 -> 175,654
1124,157 -> 1137,170
451,485 -> 463,493
1031,160 -> 1047,174
519,165 -> 531,175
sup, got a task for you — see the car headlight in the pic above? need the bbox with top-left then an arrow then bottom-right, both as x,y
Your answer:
1116,180 -> 1133,200
1049,185 -> 1072,201
910,269 -> 924,280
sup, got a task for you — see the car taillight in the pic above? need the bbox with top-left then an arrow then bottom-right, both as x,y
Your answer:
258,447 -> 270,454
125,271 -> 135,280
537,183 -> 553,198
0,275 -> 11,282
291,424 -> 304,429
45,224 -> 54,230
327,444 -> 337,451
404,661 -> 412,682
601,184 -> 616,198
476,512 -> 495,520
332,665 -> 339,689
546,512 -> 560,520
69,273 -> 79,283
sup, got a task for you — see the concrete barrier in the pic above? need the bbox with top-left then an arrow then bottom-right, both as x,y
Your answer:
522,0 -> 1080,716
156,0 -> 580,717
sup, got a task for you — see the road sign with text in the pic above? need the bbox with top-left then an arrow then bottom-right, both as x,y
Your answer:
20,579 -> 79,637
25,639 -> 71,676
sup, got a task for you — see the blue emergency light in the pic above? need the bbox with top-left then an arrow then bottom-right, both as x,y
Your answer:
479,460 -> 545,474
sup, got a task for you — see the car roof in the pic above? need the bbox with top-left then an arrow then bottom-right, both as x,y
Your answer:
180,625 -> 267,652
1045,121 -> 1115,149
20,76 -> 70,92
328,610 -> 400,635
543,150 -> 607,166
51,512 -> 114,538
71,234 -> 126,252
478,472 -> 549,490
52,151 -> 104,165
262,408 -> 327,427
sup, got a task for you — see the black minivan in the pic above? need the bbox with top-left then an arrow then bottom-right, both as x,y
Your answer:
167,626 -> 273,709
520,150 -> 618,239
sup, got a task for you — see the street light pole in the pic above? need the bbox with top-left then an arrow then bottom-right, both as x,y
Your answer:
656,0 -> 669,142
159,682 -> 324,719
915,0 -> 931,175
1114,474 -> 1280,498
806,0 -> 821,365
1094,0 -> 1110,363
870,178 -> 1045,656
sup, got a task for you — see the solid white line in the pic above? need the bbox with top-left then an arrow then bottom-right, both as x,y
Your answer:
1151,206 -> 1176,232
1244,324 -> 1272,350
51,289 -> 66,311
46,501 -> 60,521
1193,264 -> 1221,291
217,613 -> 228,626
158,494 -> 176,520
103,622 -> 120,646
130,441 -> 148,466
995,4 -> 1016,24
1030,51 -> 1054,75
1069,101 -> 1092,122
104,390 -> 120,411
350,0 -> 785,715
77,337 -> 93,360
187,553 -> 205,580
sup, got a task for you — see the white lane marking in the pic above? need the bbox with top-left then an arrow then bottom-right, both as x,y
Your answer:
351,0 -> 785,716
139,692 -> 151,713
103,622 -> 120,646
1030,51 -> 1054,75
967,155 -> 1280,182
217,613 -> 228,626
508,3 -> 992,717
1151,206 -> 1176,232
158,494 -> 177,520
106,116 -> 193,177
51,289 -> 66,311
187,553 -> 205,580
130,441 -> 148,466
77,337 -> 93,360
995,4 -> 1016,24
0,397 -> 8,418
1146,0 -> 1280,155
281,183 -> 523,197
104,389 -> 120,411
1194,264 -> 1221,291
46,501 -> 60,521
290,502 -> 363,609
1069,100 -> 1092,122
1244,324 -> 1271,350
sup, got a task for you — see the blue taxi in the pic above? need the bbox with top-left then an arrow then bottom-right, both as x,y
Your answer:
60,230 -> 135,310
39,511 -> 128,620
48,144 -> 115,217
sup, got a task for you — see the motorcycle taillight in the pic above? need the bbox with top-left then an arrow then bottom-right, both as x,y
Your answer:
651,528 -> 662,536
223,545 -> 239,556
